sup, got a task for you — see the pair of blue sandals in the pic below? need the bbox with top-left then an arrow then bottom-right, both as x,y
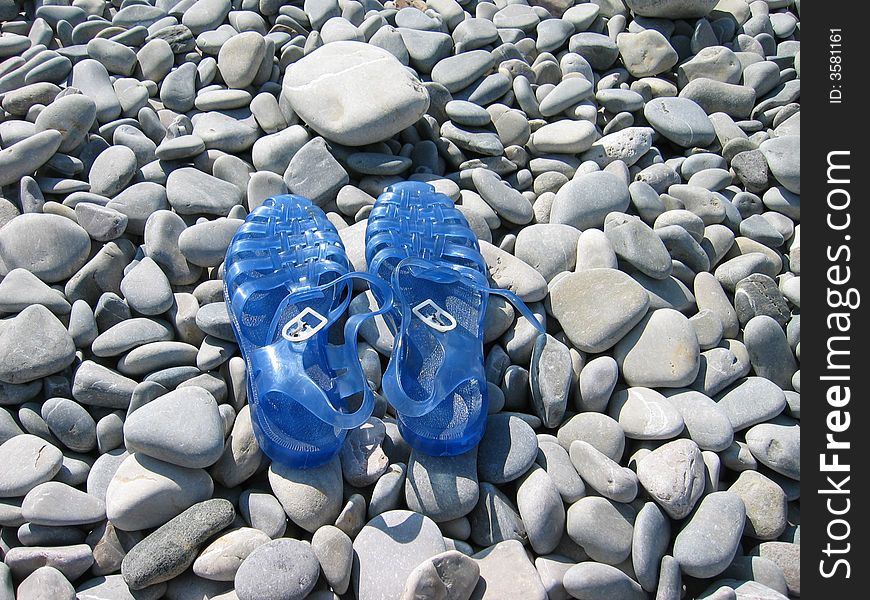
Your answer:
224,182 -> 544,468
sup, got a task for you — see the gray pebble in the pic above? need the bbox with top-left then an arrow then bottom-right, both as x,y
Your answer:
569,440 -> 637,503
673,491 -> 745,578
121,498 -> 235,590
477,414 -> 538,484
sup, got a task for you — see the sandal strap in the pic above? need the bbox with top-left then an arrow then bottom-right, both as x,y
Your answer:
382,257 -> 545,418
249,271 -> 393,430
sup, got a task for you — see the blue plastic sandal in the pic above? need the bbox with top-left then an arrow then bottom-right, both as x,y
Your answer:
224,195 -> 393,468
365,181 -> 545,456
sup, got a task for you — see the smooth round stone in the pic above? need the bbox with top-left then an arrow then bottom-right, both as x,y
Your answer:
401,550 -> 479,600
218,31 -> 266,90
662,390 -> 734,451
556,413 -> 622,468
529,334 -> 572,428
479,241 -> 548,302
121,499 -> 235,590
452,18 -> 498,52
632,502 -> 671,592
195,89 -> 252,111
251,126 -> 307,175
644,97 -> 716,147
396,27 -> 452,73
72,362 -> 137,409
209,404 -> 263,488
405,448 -> 478,523
744,316 -> 798,391
268,457 -> 343,533
550,268 -> 649,353
750,542 -> 800,597
563,562 -> 646,600
675,492 -> 747,580
679,46 -> 743,87
535,441 -> 585,504
680,78 -> 756,119
574,356 -> 617,413
625,0 -> 717,18
567,496 -> 634,564
368,462 -> 406,519
18,566 -> 75,600
445,100 -> 491,127
0,435 -> 63,497
124,386 -> 224,469
0,132 -> 58,188
41,398 -> 96,453
106,183 -> 170,236
614,308 -> 700,388
516,464 -> 564,555
283,137 -> 350,206
76,574 -> 165,600
0,268 -> 70,315
0,305 -> 76,385
346,152 -> 412,176
617,30 -> 678,77
472,168 -> 533,225
137,39 -> 174,83
0,213 -> 90,283
740,214 -> 783,247
105,452 -> 213,531
166,167 -> 242,216
637,439 -> 705,519
217,528 -> 320,600
536,18 -> 576,52
34,93 -> 97,154
431,50 -> 493,94
92,318 -> 173,358
71,59 -> 122,123
550,171 -> 629,231
74,203 -> 128,242
529,119 -> 598,154
311,525 -> 353,595
22,481 -> 105,526
477,414 -> 538,484
514,224 -> 580,283
734,274 -> 790,327
608,387 -> 685,440
472,540 -> 547,600
745,422 -> 800,480
728,471 -> 787,541
239,490 -> 286,540
159,62 -> 197,112
353,510 -> 446,600
762,187 -> 800,219
596,89 -> 645,114
538,77 -> 594,117
284,41 -> 428,146
535,554 -> 573,600
119,257 -> 174,316
468,482 -> 526,547
177,218 -> 242,267
190,109 -> 260,153
759,136 -> 799,194
569,440 -> 637,503
339,417 -> 389,487
606,213 -> 673,279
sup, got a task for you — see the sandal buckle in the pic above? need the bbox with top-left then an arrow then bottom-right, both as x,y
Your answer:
412,299 -> 457,332
282,307 -> 328,342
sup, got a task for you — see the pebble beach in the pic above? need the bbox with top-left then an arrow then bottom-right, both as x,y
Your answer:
0,0 -> 800,599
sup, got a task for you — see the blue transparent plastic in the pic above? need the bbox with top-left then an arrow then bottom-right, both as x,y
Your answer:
224,195 -> 392,468
366,181 -> 544,456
